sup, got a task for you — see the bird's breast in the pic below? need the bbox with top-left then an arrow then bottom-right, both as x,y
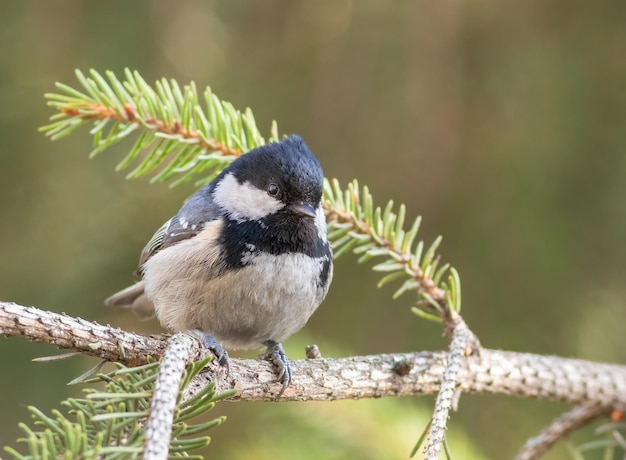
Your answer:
202,250 -> 330,348
144,230 -> 332,349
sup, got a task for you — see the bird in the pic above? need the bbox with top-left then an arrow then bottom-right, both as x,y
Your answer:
105,135 -> 333,393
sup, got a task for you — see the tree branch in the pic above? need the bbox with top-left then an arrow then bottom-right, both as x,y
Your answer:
144,333 -> 196,460
2,301 -> 625,406
0,301 -> 167,365
513,402 -> 613,460
423,316 -> 474,459
60,103 -> 242,158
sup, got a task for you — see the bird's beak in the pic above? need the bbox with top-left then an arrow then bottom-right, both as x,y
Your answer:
289,202 -> 317,218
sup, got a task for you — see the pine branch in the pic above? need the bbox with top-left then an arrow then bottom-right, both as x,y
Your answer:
0,301 -> 165,366
514,403 -> 613,460
421,317 -> 473,459
572,417 -> 626,458
144,333 -> 197,460
41,69 -> 277,186
3,351 -> 229,459
2,301 -> 626,407
323,179 -> 462,329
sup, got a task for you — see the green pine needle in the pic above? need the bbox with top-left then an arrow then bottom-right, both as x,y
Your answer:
3,360 -> 230,459
324,178 -> 460,320
41,68 -> 275,187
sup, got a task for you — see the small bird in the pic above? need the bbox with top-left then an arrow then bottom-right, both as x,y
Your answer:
105,135 -> 333,392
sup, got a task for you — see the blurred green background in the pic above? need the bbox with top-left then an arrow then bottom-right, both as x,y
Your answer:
1,1 -> 625,459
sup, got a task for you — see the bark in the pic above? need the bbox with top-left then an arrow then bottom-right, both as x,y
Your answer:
2,301 -> 624,406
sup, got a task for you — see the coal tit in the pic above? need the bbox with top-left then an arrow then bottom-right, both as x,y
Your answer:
105,135 -> 333,392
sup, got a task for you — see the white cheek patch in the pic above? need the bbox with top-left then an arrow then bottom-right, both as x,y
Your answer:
213,173 -> 284,222
314,204 -> 328,241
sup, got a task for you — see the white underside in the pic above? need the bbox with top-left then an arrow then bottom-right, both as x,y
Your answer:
142,222 -> 331,349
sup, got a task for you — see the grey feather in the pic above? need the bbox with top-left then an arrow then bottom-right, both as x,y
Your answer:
104,281 -> 155,320
135,219 -> 171,275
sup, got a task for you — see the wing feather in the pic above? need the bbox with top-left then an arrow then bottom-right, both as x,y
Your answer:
134,186 -> 222,276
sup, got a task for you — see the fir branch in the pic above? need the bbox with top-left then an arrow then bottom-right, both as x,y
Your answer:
2,301 -> 626,407
144,333 -> 197,460
323,179 -> 461,329
323,177 -> 471,457
421,317 -> 472,459
573,418 -> 626,458
41,69 -> 278,186
513,402 -> 613,460
0,301 -> 165,366
3,354 -> 229,459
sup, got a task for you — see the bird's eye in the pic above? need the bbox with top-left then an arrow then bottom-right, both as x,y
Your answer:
267,183 -> 280,197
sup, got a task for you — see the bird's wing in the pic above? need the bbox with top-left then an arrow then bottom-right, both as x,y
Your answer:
134,193 -> 221,276
136,218 -> 172,270
134,216 -> 203,276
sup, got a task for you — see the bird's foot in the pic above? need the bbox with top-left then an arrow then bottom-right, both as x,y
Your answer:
191,330 -> 230,375
261,340 -> 292,395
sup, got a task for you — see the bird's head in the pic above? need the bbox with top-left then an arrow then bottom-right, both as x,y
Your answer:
212,135 -> 324,224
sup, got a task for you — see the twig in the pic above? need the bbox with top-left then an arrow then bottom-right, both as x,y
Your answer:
144,333 -> 196,460
514,402 -> 612,460
0,302 -> 167,365
423,316 -> 474,459
60,103 -> 242,158
2,301 -> 626,405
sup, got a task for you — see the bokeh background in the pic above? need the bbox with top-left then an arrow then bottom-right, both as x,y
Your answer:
1,1 -> 625,459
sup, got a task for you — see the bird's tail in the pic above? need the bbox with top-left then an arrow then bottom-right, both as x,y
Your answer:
104,281 -> 155,320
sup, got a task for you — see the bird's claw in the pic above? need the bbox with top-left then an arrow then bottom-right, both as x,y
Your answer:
192,330 -> 230,376
262,340 -> 292,395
